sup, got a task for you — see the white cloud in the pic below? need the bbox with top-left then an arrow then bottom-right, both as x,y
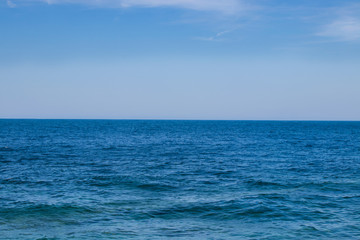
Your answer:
195,27 -> 240,41
7,0 -> 16,7
318,17 -> 360,41
36,0 -> 246,14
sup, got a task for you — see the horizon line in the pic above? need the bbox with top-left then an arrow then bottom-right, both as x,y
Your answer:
1,118 -> 360,122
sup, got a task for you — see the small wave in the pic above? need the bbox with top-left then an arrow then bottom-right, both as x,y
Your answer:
0,177 -> 29,185
83,175 -> 176,192
212,170 -> 235,176
0,146 -> 15,152
143,200 -> 279,220
0,204 -> 100,220
0,158 -> 12,163
102,146 -> 118,151
258,193 -> 287,200
0,178 -> 53,187
298,181 -> 357,192
342,194 -> 360,199
36,238 -> 59,240
60,144 -> 73,148
136,183 -> 174,191
245,179 -> 283,187
296,225 -> 321,233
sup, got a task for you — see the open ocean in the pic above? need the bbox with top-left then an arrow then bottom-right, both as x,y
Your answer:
0,120 -> 359,239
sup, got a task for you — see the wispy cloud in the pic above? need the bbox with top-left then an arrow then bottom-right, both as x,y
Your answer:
32,0 -> 247,15
13,0 -> 254,42
7,0 -> 16,8
316,3 -> 360,42
195,27 -> 240,41
318,17 -> 360,41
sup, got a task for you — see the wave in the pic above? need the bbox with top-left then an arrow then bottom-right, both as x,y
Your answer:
0,204 -> 100,220
245,179 -> 284,187
0,146 -> 15,152
142,200 -> 282,220
82,175 -> 176,192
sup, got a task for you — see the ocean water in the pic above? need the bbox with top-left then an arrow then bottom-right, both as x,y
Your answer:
0,120 -> 359,240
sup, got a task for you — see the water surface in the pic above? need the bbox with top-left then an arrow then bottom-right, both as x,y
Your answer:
0,120 -> 359,239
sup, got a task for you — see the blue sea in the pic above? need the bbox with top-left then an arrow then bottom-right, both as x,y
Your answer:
0,120 -> 359,239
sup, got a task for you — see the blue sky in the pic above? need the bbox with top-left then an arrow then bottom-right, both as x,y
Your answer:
1,0 -> 360,120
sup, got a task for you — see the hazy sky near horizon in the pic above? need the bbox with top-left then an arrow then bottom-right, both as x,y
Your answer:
1,0 -> 360,120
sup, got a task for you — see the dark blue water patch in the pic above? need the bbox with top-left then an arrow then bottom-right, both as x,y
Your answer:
0,146 -> 15,152
245,179 -> 284,187
0,204 -> 100,219
80,175 -> 176,192
0,120 -> 360,239
145,200 -> 283,220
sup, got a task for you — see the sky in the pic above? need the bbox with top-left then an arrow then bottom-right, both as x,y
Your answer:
1,0 -> 360,120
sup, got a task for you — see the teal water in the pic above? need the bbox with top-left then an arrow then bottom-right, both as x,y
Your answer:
0,120 -> 359,239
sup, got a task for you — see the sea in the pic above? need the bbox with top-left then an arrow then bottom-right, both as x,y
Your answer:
0,120 -> 359,239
